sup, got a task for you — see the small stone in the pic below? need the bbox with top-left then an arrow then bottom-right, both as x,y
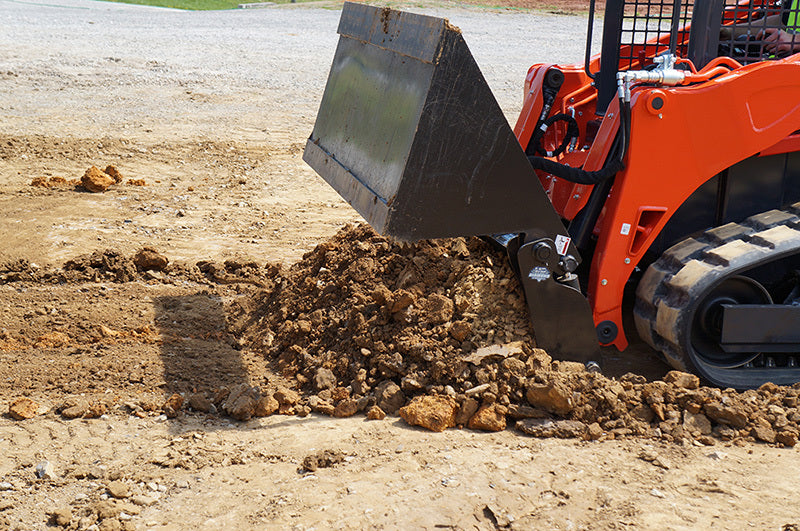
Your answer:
751,417 -> 776,443
35,461 -> 56,480
49,507 -> 72,526
449,320 -> 472,342
107,480 -> 130,499
366,406 -> 386,420
162,394 -> 183,418
254,395 -> 279,417
60,400 -> 87,419
333,398 -> 359,418
663,371 -> 699,389
683,410 -> 712,435
0,482 -> 13,491
134,248 -> 169,271
707,451 -> 728,460
515,419 -> 587,439
82,166 -> 115,192
467,404 -> 507,432
455,397 -> 479,425
9,397 -> 39,420
314,368 -> 337,391
650,488 -> 666,498
187,393 -> 214,413
525,381 -> 573,416
506,404 -> 549,420
130,495 -> 157,507
375,381 -> 405,414
776,429 -> 798,447
274,387 -> 300,406
399,395 -> 457,432
104,165 -> 123,183
587,422 -> 604,440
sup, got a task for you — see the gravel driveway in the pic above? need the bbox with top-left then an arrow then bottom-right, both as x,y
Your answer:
0,0 -> 595,141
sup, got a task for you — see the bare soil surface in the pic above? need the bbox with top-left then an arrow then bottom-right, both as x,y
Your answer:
1,1 -> 800,530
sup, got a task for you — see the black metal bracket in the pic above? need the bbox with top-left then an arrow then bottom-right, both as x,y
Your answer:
515,238 -> 600,363
721,304 -> 800,353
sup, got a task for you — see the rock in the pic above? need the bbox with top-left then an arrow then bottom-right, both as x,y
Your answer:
301,449 -> 345,472
455,397 -> 479,425
366,406 -> 386,420
525,381 -> 573,416
333,398 -> 359,418
448,320 -> 472,341
254,395 -> 279,417
467,404 -> 507,432
683,410 -> 712,435
506,403 -> 549,420
130,495 -> 157,507
133,248 -> 168,271
663,370 -> 699,390
187,393 -> 214,413
375,381 -> 405,414
162,394 -> 183,418
60,400 -> 88,419
776,429 -> 798,447
751,417 -> 776,443
48,507 -> 72,527
82,166 -> 115,192
423,293 -> 454,324
107,480 -> 130,499
104,165 -> 123,183
516,419 -> 588,439
93,500 -> 121,519
98,517 -> 122,531
399,395 -> 457,432
35,461 -> 56,480
586,422 -> 604,440
527,348 -> 552,371
314,368 -> 337,391
464,383 -> 491,397
308,396 -> 335,416
9,397 -> 38,420
704,402 -> 748,428
222,384 -> 261,421
274,387 -> 300,406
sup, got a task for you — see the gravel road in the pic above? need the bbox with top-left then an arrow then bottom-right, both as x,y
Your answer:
0,0 -> 596,141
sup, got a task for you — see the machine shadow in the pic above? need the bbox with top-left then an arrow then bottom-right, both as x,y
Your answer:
153,291 -> 252,432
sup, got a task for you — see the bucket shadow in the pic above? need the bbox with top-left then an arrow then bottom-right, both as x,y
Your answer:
153,291 -> 252,431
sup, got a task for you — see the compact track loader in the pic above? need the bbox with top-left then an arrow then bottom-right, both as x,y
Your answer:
304,0 -> 800,389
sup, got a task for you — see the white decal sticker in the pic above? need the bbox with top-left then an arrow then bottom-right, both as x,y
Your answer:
620,223 -> 631,236
555,235 -> 571,255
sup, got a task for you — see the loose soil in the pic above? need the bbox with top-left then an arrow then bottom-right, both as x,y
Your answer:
1,2 -> 799,530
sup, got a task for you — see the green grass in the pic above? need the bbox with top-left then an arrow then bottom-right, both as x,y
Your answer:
103,0 -> 320,11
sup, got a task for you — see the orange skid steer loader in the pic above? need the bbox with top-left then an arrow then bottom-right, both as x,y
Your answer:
304,1 -> 800,389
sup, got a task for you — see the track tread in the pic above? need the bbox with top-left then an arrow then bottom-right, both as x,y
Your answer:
634,206 -> 800,388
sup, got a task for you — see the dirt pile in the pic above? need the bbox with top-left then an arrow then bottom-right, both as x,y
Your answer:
232,224 -> 800,445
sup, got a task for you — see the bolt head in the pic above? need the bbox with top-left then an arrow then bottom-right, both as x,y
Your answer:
601,279 -> 608,286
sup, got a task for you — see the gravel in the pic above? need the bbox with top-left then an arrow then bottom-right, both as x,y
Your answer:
0,0 -> 596,140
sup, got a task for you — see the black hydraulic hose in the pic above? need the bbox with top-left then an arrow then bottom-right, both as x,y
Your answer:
530,113 -> 581,158
527,96 -> 630,185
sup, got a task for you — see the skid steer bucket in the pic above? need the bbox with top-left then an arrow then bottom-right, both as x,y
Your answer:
304,2 -> 568,242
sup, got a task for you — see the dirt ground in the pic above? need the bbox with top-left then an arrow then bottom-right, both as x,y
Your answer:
1,1 -> 800,530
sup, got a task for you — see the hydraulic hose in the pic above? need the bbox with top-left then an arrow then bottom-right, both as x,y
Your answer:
527,96 -> 630,185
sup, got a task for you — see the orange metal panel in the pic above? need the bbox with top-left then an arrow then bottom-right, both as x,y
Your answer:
587,57 -> 800,350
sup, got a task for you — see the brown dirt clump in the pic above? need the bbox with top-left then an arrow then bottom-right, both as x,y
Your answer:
228,224 -> 800,446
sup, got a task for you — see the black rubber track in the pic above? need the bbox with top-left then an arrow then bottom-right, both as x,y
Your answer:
634,204 -> 800,389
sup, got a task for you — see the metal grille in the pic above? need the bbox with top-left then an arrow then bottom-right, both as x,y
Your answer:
718,1 -> 800,64
618,1 -> 695,70
617,1 -> 799,69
